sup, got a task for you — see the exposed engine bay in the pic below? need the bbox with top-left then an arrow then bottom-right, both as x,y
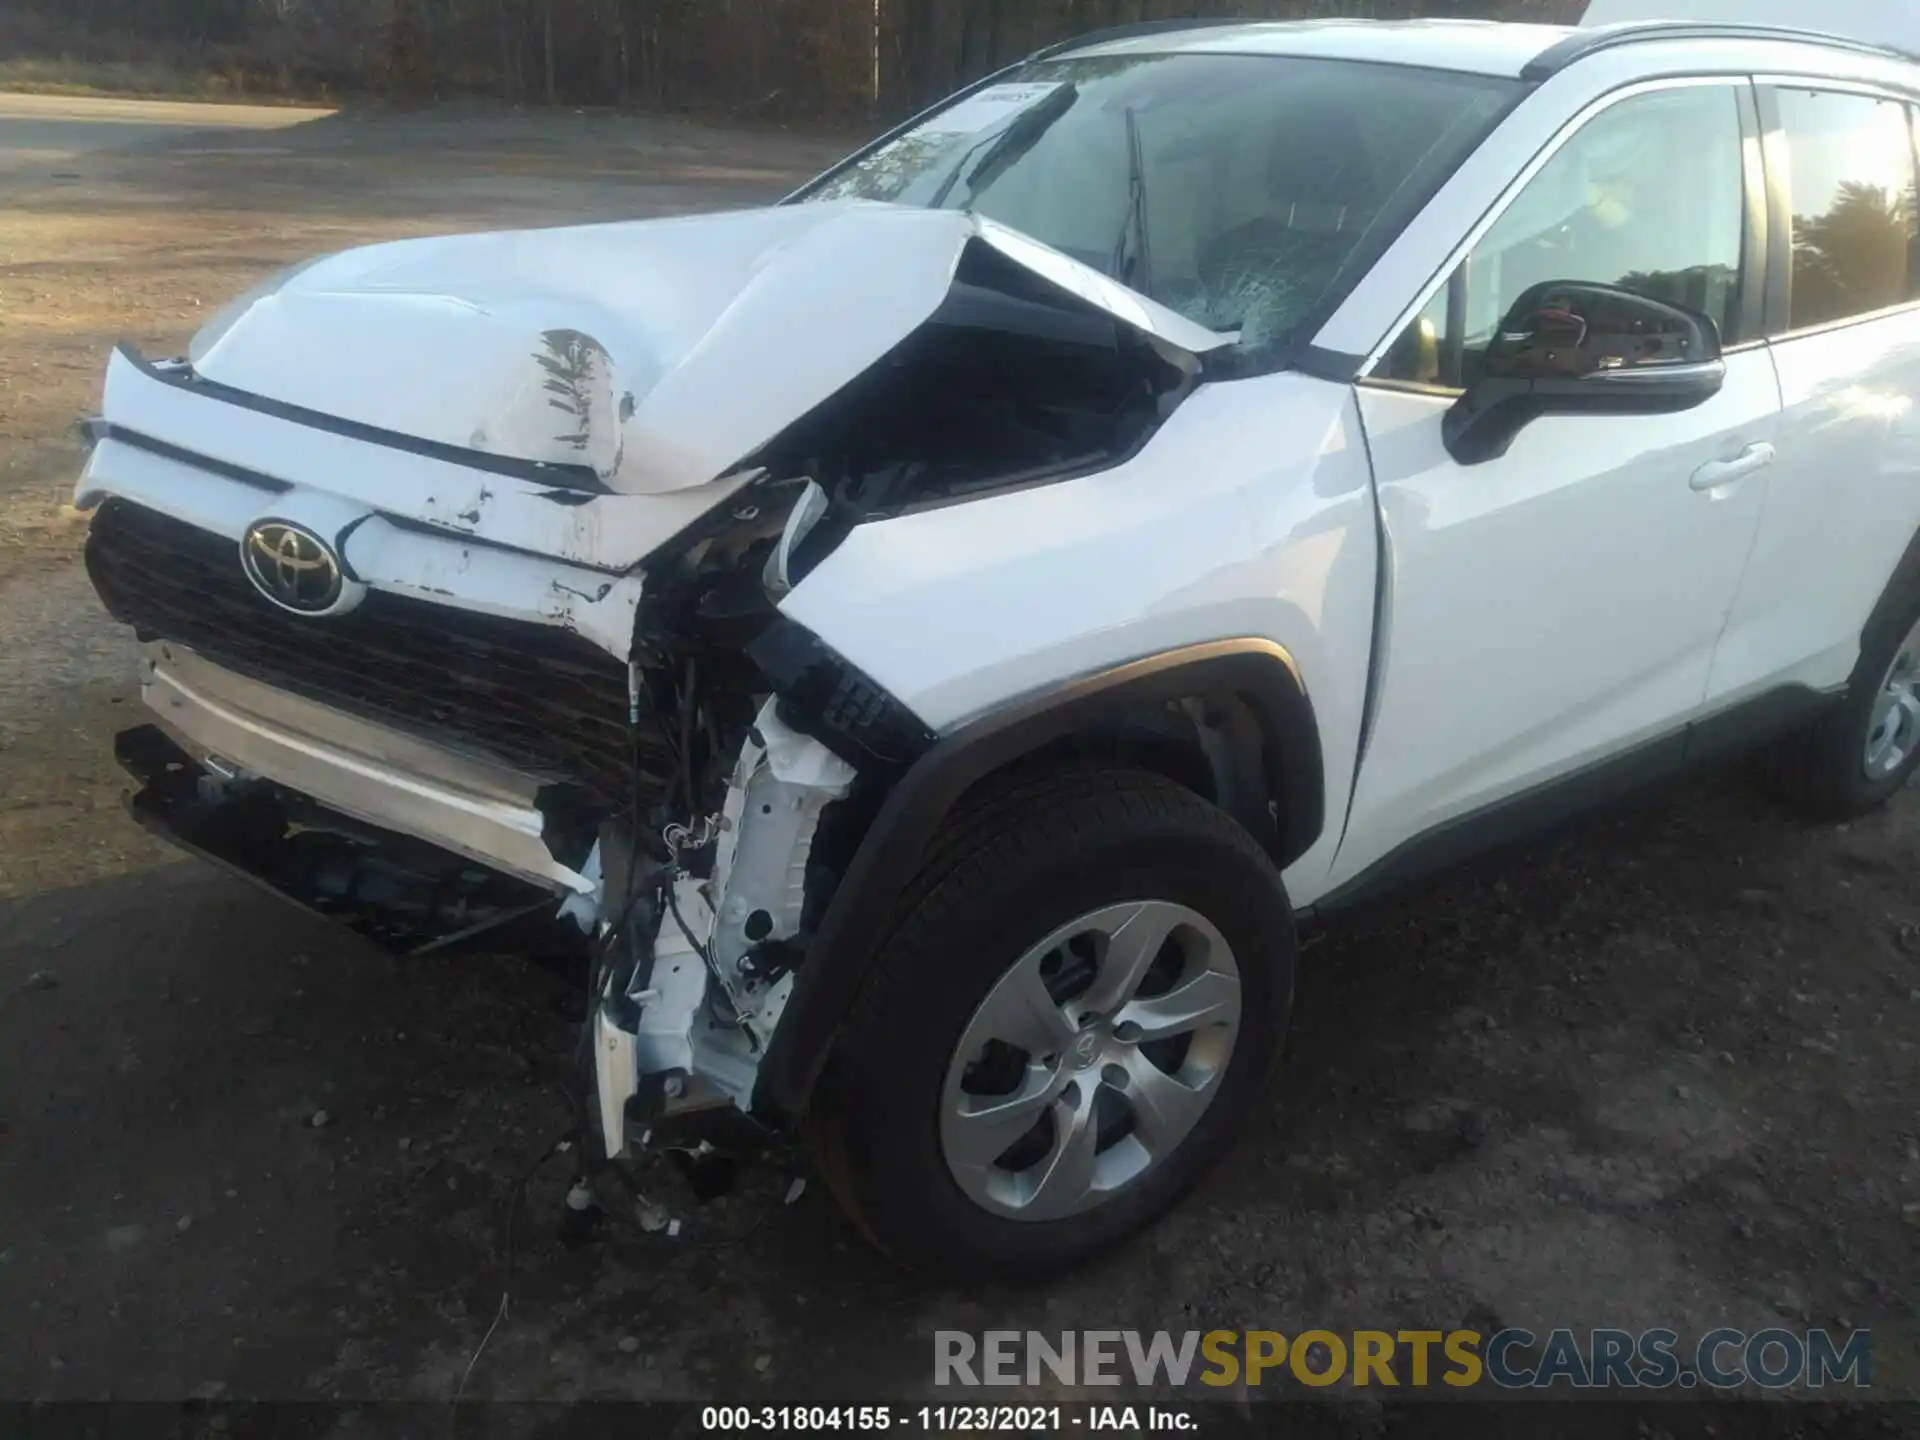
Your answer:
81,210 -> 1219,1165
568,240 -> 1209,1154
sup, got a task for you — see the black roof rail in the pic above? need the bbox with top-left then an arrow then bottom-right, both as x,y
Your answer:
1523,21 -> 1917,80
1029,18 -> 1250,62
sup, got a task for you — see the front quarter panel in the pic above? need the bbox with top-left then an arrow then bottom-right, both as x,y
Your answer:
778,371 -> 1377,905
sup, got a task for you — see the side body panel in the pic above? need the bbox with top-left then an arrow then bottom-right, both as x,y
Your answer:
1336,360 -> 1779,889
1314,45 -> 1850,890
1705,74 -> 1920,707
1708,315 -> 1920,703
779,371 -> 1379,908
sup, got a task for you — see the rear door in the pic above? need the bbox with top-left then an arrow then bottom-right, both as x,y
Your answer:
1331,77 -> 1780,890
1703,80 -> 1920,711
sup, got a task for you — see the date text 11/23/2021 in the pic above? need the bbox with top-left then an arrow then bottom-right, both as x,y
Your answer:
701,1407 -> 1193,1433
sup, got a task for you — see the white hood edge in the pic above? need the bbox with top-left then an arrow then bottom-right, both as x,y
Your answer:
187,201 -> 1233,498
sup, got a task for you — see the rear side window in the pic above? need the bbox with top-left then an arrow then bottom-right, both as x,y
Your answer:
1774,88 -> 1918,331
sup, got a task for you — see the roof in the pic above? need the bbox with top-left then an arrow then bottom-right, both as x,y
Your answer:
1060,19 -> 1579,78
1055,14 -> 1917,79
1580,0 -> 1918,55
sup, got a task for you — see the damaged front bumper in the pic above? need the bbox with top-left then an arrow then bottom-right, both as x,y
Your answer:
116,721 -> 568,955
116,629 -> 863,1160
78,403 -> 892,1163
77,197 -> 1218,1168
116,638 -> 590,954
137,640 -> 595,896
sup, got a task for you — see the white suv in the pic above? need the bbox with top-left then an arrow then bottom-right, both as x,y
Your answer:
77,17 -> 1920,1274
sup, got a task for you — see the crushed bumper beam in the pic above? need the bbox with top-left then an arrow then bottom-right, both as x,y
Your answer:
118,725 -> 579,956
138,641 -> 596,896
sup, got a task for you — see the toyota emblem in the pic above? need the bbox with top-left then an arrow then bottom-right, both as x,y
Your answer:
241,520 -> 346,614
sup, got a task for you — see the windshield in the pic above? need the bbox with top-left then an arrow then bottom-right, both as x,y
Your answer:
801,53 -> 1518,356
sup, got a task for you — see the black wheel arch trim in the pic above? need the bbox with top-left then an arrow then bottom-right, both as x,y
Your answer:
755,636 -> 1323,1117
1302,680 -> 1844,924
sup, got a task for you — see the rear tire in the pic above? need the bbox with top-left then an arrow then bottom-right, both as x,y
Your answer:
806,766 -> 1295,1278
1760,565 -> 1920,820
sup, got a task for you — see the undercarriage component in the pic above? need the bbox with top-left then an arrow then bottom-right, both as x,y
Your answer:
117,724 -> 573,955
709,701 -> 857,1013
132,638 -> 598,894
592,699 -> 856,1159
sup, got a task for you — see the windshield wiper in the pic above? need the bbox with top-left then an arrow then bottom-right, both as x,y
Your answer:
1110,104 -> 1153,299
927,83 -> 1080,210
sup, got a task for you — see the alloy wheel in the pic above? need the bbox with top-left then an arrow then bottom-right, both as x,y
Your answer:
938,900 -> 1242,1221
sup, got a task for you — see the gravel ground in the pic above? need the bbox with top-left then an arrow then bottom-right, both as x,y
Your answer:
0,93 -> 1915,1422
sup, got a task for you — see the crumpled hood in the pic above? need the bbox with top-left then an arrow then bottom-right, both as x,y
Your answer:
187,201 -> 1231,496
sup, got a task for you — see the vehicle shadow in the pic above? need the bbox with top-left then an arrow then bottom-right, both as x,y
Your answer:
0,761 -> 1912,1401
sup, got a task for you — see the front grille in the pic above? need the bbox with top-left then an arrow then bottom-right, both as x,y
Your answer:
86,498 -> 665,806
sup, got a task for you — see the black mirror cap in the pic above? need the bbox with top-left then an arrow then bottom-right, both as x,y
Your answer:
1484,280 -> 1723,381
1442,281 -> 1727,464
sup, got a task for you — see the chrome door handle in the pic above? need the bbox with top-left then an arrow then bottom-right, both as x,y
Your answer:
1690,442 -> 1776,491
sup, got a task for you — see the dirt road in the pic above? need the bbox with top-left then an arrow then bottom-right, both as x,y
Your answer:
0,95 -> 1916,1415
0,92 -> 336,176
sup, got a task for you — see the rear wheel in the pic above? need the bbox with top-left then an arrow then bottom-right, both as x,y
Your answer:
1762,575 -> 1920,819
806,767 -> 1294,1277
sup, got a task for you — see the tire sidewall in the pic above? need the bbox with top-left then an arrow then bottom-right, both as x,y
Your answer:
829,811 -> 1294,1276
1828,578 -> 1920,810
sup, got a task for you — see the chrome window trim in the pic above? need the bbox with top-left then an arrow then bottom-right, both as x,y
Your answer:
1768,298 -> 1920,346
1357,75 -> 1756,379
1754,73 -> 1920,103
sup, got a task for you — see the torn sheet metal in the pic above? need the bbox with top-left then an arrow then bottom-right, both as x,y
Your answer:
183,201 -> 1232,499
709,698 -> 856,1013
593,700 -> 858,1154
82,353 -> 752,575
634,880 -> 714,1080
341,514 -> 645,659
74,432 -> 652,659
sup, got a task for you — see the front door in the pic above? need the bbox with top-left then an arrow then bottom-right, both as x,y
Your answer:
1332,78 -> 1779,889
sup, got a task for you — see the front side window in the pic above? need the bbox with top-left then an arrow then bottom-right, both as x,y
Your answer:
1378,84 -> 1747,388
800,54 -> 1517,360
1775,88 -> 1918,332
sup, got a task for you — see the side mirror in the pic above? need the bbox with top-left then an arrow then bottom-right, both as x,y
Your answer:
1442,281 -> 1726,464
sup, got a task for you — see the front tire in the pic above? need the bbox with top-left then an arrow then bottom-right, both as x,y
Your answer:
806,767 -> 1295,1278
